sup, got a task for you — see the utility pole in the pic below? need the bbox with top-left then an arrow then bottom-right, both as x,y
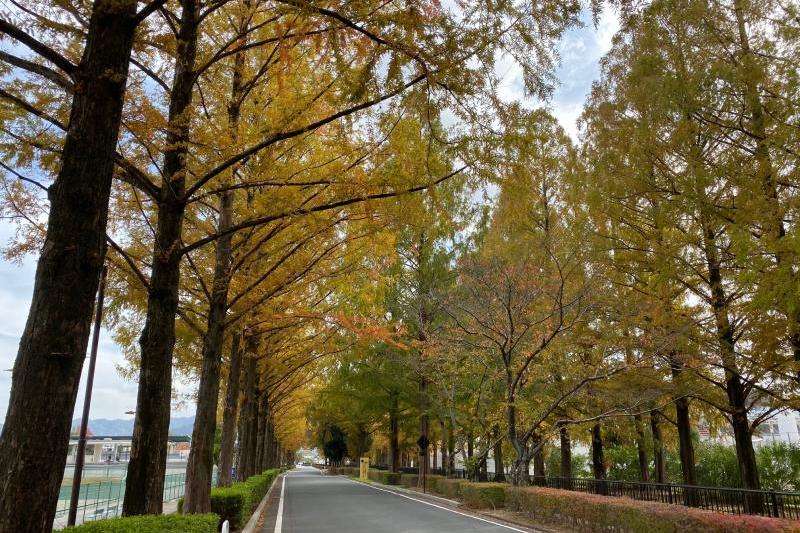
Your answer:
67,266 -> 108,526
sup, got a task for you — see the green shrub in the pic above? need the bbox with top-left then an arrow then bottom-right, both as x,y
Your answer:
426,474 -> 444,489
377,471 -> 402,485
209,485 -> 251,530
400,474 -> 418,487
433,478 -> 466,498
757,442 -> 800,491
459,482 -> 506,509
504,486 -> 800,533
179,468 -> 280,530
63,514 -> 218,533
695,443 -> 741,488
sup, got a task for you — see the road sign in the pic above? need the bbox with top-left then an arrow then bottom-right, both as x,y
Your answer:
417,435 -> 430,450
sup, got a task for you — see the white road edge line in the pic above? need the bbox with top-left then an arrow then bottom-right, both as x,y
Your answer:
274,475 -> 287,533
344,477 -> 529,532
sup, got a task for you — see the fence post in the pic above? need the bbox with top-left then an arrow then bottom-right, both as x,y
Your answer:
770,491 -> 780,518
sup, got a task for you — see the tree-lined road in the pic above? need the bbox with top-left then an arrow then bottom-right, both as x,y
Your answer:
262,467 -> 531,533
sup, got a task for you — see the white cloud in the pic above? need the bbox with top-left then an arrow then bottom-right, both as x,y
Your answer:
495,8 -> 620,141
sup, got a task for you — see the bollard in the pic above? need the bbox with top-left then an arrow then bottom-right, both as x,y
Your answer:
222,519 -> 230,533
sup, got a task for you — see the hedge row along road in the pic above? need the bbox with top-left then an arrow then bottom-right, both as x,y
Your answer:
260,467 -> 530,533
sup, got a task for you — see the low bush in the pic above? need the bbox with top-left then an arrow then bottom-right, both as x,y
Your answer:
426,474 -> 444,489
459,482 -> 506,509
328,466 -> 358,477
377,471 -> 402,485
504,486 -> 800,533
178,468 -> 280,530
433,478 -> 466,498
63,514 -> 218,533
400,473 -> 418,487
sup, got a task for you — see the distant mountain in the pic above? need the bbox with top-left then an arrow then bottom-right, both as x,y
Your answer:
68,416 -> 196,437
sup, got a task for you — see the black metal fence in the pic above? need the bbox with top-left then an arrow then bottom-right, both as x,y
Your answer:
355,463 -> 800,520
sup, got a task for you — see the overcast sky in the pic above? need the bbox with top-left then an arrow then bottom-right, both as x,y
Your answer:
0,9 -> 620,423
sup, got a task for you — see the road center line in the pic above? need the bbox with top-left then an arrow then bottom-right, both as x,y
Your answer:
274,475 -> 287,533
343,477 -> 529,532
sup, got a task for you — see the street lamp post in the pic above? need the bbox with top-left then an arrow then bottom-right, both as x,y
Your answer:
67,266 -> 107,526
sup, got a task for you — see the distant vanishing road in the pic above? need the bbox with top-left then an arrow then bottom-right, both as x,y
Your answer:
260,466 -> 533,533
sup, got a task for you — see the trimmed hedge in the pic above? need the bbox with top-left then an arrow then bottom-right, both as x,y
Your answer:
504,486 -> 800,533
63,514 -> 219,533
376,471 -> 402,485
399,473 -> 418,487
459,482 -> 506,509
328,466 -> 358,476
433,478 -> 467,498
179,468 -> 280,531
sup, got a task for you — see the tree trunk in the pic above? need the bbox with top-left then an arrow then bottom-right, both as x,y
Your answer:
702,219 -> 762,495
218,331 -> 244,487
633,414 -> 650,482
559,425 -> 572,489
532,432 -> 545,486
0,5 -> 138,531
189,11 -> 247,493
183,188 -> 235,512
123,0 -> 199,516
671,360 -> 697,487
237,354 -> 257,480
591,424 -> 607,495
510,446 -> 530,487
507,399 -> 529,486
418,376 -> 429,488
446,421 -> 455,474
389,394 -> 400,472
650,410 -> 666,484
478,454 -> 488,482
493,425 -> 505,482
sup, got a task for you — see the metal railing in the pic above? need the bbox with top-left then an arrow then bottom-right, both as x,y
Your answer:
53,472 -> 206,529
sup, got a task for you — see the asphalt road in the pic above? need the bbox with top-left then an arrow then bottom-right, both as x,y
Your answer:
261,466 -> 530,533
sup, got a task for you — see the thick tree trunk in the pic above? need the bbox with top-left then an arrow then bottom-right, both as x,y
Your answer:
559,425 -> 572,489
507,399 -> 529,486
591,424 -> 607,495
650,410 -> 666,484
124,0 -> 198,516
493,425 -> 505,482
532,432 -> 545,486
187,13 -> 246,495
671,360 -> 697,487
237,354 -> 257,480
702,220 -> 762,495
675,398 -> 696,483
447,422 -> 455,474
633,414 -> 649,482
183,188 -> 235,512
389,394 -> 400,472
218,331 -> 244,487
510,446 -> 530,487
0,4 -> 138,530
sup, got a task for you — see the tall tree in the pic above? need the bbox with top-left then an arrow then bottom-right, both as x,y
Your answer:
0,2 -> 163,531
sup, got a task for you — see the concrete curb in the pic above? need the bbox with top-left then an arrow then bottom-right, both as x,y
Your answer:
345,476 -> 547,533
241,473 -> 284,533
344,475 -> 460,506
